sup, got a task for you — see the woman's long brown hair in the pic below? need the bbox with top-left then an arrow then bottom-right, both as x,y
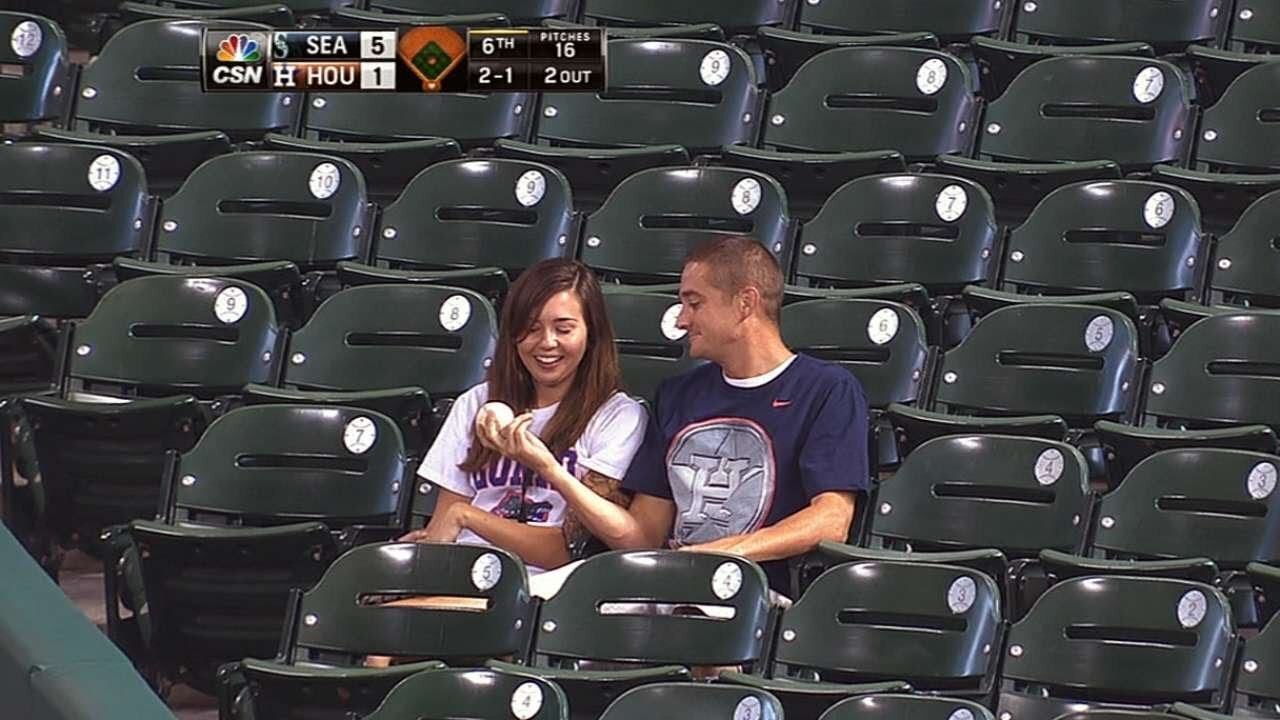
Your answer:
458,259 -> 622,474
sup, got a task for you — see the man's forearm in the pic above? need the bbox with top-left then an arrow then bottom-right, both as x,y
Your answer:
688,496 -> 854,563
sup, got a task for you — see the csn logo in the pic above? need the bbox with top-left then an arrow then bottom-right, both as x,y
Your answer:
208,32 -> 268,87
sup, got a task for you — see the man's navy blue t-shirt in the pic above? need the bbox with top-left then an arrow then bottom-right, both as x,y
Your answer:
622,353 -> 870,593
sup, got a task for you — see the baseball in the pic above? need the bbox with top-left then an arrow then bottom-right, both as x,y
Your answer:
478,401 -> 516,430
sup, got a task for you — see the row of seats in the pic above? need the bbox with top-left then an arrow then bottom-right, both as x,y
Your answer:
4,12 -> 1280,220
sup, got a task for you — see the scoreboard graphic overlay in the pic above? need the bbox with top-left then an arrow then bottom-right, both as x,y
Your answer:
202,26 -> 606,92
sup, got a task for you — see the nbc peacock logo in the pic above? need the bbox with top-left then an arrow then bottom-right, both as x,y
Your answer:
216,33 -> 262,62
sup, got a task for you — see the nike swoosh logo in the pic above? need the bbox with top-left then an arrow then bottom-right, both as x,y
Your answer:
772,399 -> 792,408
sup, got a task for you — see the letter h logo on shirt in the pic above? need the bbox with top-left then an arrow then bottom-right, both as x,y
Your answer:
667,418 -> 775,545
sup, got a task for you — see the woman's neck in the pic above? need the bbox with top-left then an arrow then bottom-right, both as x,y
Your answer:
533,384 -> 569,409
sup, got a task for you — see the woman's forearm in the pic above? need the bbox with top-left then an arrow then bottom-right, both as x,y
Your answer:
460,505 -> 573,569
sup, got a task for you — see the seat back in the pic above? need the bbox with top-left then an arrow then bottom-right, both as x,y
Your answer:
169,404 -> 406,527
68,276 -> 280,398
156,152 -> 367,268
535,38 -> 759,154
1010,0 -> 1223,50
0,143 -> 149,317
871,434 -> 1090,556
1193,63 -> 1280,173
933,304 -> 1139,425
1209,190 -> 1280,306
1000,180 -> 1202,301
1091,448 -> 1280,568
302,89 -> 533,149
978,56 -> 1192,170
763,47 -> 977,162
599,683 -> 785,720
1229,1 -> 1280,52
377,159 -> 573,276
580,0 -> 793,35
797,0 -> 1005,42
283,284 -> 496,402
365,668 -> 568,720
1142,311 -> 1280,430
1237,611 -> 1280,717
782,299 -> 928,410
582,166 -> 791,282
73,19 -> 299,139
819,694 -> 995,720
603,290 -> 705,403
796,174 -> 997,293
0,12 -> 68,122
775,561 -> 1001,691
531,550 -> 772,668
998,576 -> 1234,714
367,0 -> 576,23
286,542 -> 531,663
0,316 -> 60,396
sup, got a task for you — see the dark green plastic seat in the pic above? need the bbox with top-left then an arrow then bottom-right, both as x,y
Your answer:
490,550 -> 772,720
1253,563 -> 1280,627
113,257 -> 306,329
230,542 -> 533,720
819,694 -> 995,720
581,166 -> 791,283
1184,62 -> 1280,174
495,38 -> 758,212
1228,1 -> 1280,52
39,19 -> 299,195
602,290 -> 705,404
1201,189 -> 1280,309
1096,311 -> 1280,487
579,0 -> 793,36
1042,447 -> 1280,626
971,37 -> 1155,102
0,315 -> 61,397
977,56 -> 1193,171
365,0 -> 576,23
112,405 -> 409,694
0,12 -> 70,124
726,561 -> 1000,714
933,155 -> 1122,231
796,0 -> 1006,44
154,152 -> 369,271
1008,0 -> 1225,51
330,7 -> 512,28
369,159 -> 573,280
893,304 -> 1139,453
795,174 -> 998,296
998,576 -> 1235,719
542,18 -> 727,41
14,276 -> 278,557
151,0 -> 348,15
115,1 -> 297,28
757,28 -> 940,94
364,668 -> 569,720
982,180 -> 1203,306
1235,607 -> 1280,720
1147,166 -> 1280,239
599,683 -> 786,720
717,147 -> 907,222
335,263 -> 510,307
0,143 -> 150,318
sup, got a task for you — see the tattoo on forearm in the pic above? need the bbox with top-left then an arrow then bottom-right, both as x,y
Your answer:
562,471 -> 633,552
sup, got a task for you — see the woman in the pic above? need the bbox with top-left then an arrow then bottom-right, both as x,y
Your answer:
400,259 -> 646,572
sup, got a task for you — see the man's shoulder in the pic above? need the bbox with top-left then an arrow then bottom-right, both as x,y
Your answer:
791,354 -> 866,396
654,361 -> 718,398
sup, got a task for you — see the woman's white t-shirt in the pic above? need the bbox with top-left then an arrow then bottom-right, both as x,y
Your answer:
418,383 -> 647,571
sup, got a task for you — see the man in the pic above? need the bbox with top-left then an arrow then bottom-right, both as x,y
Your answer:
543,236 -> 869,595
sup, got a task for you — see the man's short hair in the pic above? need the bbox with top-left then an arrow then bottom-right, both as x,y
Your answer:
685,236 -> 784,324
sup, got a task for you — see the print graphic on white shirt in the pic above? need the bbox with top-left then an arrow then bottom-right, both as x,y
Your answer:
667,417 -> 776,545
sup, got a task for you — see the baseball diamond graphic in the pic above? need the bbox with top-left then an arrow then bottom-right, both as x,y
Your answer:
666,417 -> 777,545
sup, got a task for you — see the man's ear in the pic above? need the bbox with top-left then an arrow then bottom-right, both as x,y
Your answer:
738,286 -> 761,321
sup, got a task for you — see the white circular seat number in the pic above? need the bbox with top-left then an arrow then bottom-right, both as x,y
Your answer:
947,576 -> 977,614
343,416 -> 377,455
1144,191 -> 1176,229
732,178 -> 762,216
1248,461 -> 1277,500
734,696 -> 763,720
1035,448 -> 1065,486
214,287 -> 248,324
917,58 -> 948,95
439,294 -> 472,332
1085,315 -> 1113,352
712,561 -> 743,600
309,162 -> 341,199
936,184 -> 968,223
515,170 -> 546,207
661,303 -> 686,341
701,49 -> 731,86
472,552 -> 503,591
510,681 -> 544,720
1177,589 -> 1207,628
867,308 -> 899,346
11,20 -> 41,58
88,154 -> 121,192
1133,66 -> 1165,104
949,710 -> 976,720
